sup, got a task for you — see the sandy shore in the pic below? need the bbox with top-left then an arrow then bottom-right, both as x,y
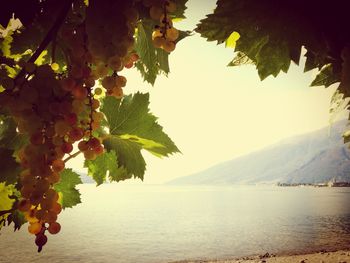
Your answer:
172,250 -> 350,263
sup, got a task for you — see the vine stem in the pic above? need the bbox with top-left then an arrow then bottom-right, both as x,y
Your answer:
63,150 -> 81,163
15,0 -> 75,81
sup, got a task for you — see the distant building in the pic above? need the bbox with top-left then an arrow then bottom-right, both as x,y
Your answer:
327,178 -> 350,187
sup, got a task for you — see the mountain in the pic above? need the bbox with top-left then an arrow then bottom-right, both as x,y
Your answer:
79,173 -> 95,184
167,120 -> 350,185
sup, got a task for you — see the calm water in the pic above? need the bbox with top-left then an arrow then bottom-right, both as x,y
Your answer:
0,185 -> 350,263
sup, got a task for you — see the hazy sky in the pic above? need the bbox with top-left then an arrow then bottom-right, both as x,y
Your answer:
68,0 -> 346,184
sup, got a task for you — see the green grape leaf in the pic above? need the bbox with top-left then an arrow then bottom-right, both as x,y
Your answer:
157,48 -> 170,74
255,39 -> 291,79
310,64 -> 341,88
100,93 -> 179,180
101,93 -> 179,156
135,21 -> 159,85
0,183 -> 16,230
6,210 -> 25,231
227,51 -> 254,67
0,115 -> 28,150
304,51 -> 322,72
176,29 -> 192,43
0,30 -> 13,57
108,164 -> 128,182
170,0 -> 188,19
54,169 -> 82,209
195,0 -> 309,80
103,136 -> 146,180
84,150 -> 127,185
0,148 -> 20,185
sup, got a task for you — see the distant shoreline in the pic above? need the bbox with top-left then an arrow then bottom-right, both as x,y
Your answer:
276,182 -> 350,187
171,249 -> 350,263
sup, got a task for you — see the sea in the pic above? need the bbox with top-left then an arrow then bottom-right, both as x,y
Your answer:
0,184 -> 350,263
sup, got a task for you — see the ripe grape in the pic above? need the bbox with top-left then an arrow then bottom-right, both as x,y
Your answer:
52,159 -> 65,173
48,222 -> 61,234
51,202 -> 62,214
54,120 -> 71,137
102,76 -> 116,90
25,209 -> 39,223
51,63 -> 59,71
30,191 -> 44,206
84,149 -> 96,160
20,173 -> 35,186
124,61 -> 133,69
61,142 -> 73,154
45,189 -> 59,201
152,37 -> 166,48
28,222 -> 42,235
88,137 -> 101,149
91,99 -> 100,109
64,113 -> 78,125
130,53 -> 139,62
150,6 -> 163,20
78,140 -> 89,151
108,56 -> 123,71
166,27 -> 179,41
35,179 -> 50,193
21,185 -> 35,198
17,199 -> 31,212
43,210 -> 58,223
35,209 -> 47,221
163,41 -> 176,52
41,198 -> 54,210
94,87 -> 102,95
61,78 -> 76,91
166,1 -> 177,12
91,120 -> 100,130
72,85 -> 88,99
69,127 -> 84,141
112,86 -> 124,98
94,144 -> 104,155
35,233 -> 48,252
116,76 -> 127,87
92,111 -> 104,122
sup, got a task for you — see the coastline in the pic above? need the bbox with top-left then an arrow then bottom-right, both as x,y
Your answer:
171,249 -> 350,263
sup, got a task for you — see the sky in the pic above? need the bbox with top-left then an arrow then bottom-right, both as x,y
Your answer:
69,0 -> 347,184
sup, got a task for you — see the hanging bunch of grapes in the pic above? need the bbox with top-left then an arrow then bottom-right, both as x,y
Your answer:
0,0 -> 185,252
146,0 -> 179,52
0,0 -> 140,252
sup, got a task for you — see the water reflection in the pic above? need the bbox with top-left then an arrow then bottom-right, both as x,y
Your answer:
0,185 -> 349,263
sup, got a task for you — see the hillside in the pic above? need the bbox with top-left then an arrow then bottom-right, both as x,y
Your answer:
167,121 -> 350,185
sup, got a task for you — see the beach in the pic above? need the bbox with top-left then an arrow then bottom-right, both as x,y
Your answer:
173,250 -> 350,263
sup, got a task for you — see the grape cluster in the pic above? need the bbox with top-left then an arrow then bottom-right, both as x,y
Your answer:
0,63 -> 77,251
144,0 -> 179,52
0,40 -> 104,252
0,0 -> 142,252
85,0 -> 139,98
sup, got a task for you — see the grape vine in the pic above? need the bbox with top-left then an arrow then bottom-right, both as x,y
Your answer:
1,0 -> 349,254
0,0 -> 184,252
